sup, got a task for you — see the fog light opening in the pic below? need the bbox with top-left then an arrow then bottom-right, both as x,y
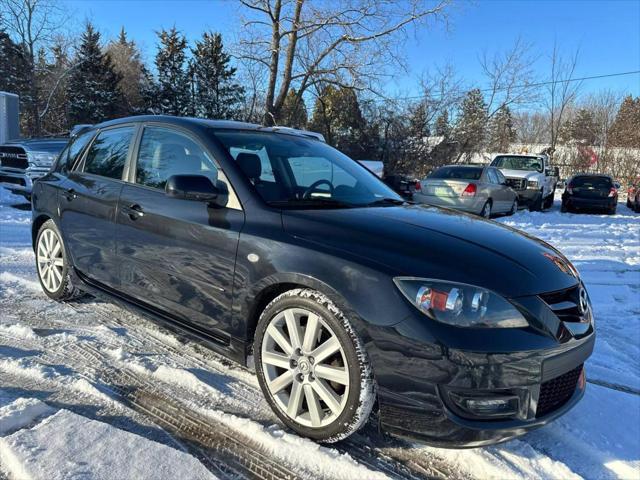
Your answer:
450,393 -> 520,418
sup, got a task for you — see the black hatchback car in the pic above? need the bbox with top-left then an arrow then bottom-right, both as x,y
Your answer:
31,116 -> 595,447
562,174 -> 618,214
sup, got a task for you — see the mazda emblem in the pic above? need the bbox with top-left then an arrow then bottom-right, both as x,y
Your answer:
578,286 -> 589,314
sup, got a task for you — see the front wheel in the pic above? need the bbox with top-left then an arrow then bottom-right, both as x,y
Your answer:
35,220 -> 83,301
543,193 -> 554,209
254,289 -> 375,443
529,190 -> 544,211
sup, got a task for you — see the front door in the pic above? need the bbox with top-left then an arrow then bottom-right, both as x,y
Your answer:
59,125 -> 136,288
116,125 -> 244,338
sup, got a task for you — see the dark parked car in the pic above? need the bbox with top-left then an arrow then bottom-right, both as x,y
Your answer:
32,116 -> 594,447
627,177 -> 640,212
562,174 -> 618,214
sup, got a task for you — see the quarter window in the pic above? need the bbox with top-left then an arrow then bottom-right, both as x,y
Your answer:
135,127 -> 218,190
83,127 -> 134,180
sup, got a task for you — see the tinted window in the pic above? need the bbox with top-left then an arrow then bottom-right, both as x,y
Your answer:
136,127 -> 218,190
571,176 -> 612,189
487,169 -> 499,184
214,130 -> 401,207
56,130 -> 94,174
428,166 -> 483,180
83,127 -> 134,180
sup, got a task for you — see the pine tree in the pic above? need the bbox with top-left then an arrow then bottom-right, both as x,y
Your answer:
67,23 -> 123,125
408,102 -> 430,138
106,27 -> 153,115
309,86 -> 368,158
0,29 -> 29,96
154,27 -> 191,116
189,32 -> 244,120
556,107 -> 597,146
279,89 -> 308,128
487,106 -> 516,152
609,96 -> 640,148
454,89 -> 488,159
434,110 -> 451,138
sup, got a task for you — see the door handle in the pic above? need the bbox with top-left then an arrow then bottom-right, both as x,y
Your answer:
62,188 -> 76,201
122,203 -> 145,220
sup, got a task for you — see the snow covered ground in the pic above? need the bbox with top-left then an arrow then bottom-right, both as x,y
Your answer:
0,185 -> 638,480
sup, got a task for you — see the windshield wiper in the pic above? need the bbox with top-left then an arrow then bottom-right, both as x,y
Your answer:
268,198 -> 357,209
364,197 -> 407,207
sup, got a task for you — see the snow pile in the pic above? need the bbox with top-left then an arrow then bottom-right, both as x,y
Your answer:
0,398 -> 53,436
0,407 -> 217,480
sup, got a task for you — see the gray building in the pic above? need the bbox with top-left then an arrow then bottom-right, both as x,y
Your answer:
0,92 -> 20,143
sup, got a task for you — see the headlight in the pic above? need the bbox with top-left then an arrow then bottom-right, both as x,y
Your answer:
527,180 -> 539,189
29,151 -> 58,167
393,278 -> 528,328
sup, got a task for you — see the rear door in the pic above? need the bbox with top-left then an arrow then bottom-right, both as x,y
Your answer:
488,168 -> 514,212
59,125 -> 137,288
116,124 -> 244,338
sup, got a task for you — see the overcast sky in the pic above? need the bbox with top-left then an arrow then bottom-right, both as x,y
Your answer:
67,0 -> 640,99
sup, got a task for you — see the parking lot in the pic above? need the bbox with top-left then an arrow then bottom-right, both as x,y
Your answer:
1,186 -> 638,480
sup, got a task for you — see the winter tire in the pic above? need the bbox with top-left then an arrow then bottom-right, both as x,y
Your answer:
508,199 -> 518,216
530,190 -> 544,212
254,288 -> 375,443
480,200 -> 492,218
543,194 -> 554,210
36,220 -> 83,301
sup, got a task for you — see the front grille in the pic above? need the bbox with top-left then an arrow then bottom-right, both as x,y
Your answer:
505,177 -> 526,190
0,147 -> 28,169
536,365 -> 582,418
539,285 -> 585,323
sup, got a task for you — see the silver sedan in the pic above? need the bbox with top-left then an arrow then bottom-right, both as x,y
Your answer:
413,165 -> 519,218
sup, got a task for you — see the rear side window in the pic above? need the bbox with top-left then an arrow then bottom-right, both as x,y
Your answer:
56,130 -> 94,174
83,127 -> 134,180
428,167 -> 483,180
135,127 -> 219,190
487,169 -> 499,184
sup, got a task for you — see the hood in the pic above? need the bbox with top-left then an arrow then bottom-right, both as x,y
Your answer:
6,138 -> 68,153
499,169 -> 541,179
282,204 -> 578,298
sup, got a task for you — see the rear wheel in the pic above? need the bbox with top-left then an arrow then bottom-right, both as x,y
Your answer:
543,193 -> 554,209
35,220 -> 83,301
254,289 -> 375,442
508,199 -> 518,216
480,200 -> 492,218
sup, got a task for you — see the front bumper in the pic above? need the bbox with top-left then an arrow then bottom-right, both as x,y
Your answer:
369,290 -> 595,447
512,188 -> 540,205
0,166 -> 49,196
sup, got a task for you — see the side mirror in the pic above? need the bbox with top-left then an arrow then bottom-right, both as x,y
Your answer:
165,174 -> 220,202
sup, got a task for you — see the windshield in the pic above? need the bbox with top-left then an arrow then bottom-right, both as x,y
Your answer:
428,166 -> 483,180
212,130 -> 402,208
492,155 -> 543,173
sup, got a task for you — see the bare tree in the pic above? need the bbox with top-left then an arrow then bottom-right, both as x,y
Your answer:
236,0 -> 452,125
0,0 -> 68,135
544,41 -> 581,157
480,37 -> 539,118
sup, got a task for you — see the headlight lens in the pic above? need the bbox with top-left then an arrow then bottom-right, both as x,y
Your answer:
527,180 -> 539,189
29,151 -> 58,167
394,278 -> 528,328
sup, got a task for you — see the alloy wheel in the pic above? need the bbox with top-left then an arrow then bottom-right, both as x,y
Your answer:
482,202 -> 492,218
37,228 -> 64,293
261,307 -> 350,428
